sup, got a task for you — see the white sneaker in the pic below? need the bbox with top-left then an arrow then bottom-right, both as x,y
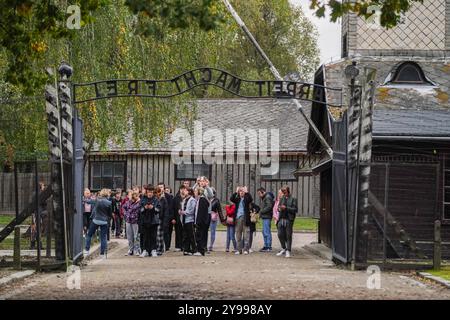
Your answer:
83,250 -> 90,257
193,252 -> 202,256
248,249 -> 253,253
140,250 -> 149,258
235,251 -> 241,255
276,249 -> 286,256
125,250 -> 133,256
243,251 -> 249,255
99,254 -> 106,259
151,250 -> 158,257
175,248 -> 182,252
285,250 -> 291,258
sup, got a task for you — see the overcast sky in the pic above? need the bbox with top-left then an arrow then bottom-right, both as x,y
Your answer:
289,0 -> 341,64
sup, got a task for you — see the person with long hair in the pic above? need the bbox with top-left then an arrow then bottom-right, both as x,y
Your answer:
122,191 -> 141,256
276,186 -> 298,258
179,186 -> 197,255
225,202 -> 237,252
155,187 -> 166,255
194,187 -> 210,256
208,188 -> 225,253
173,181 -> 190,251
82,188 -> 93,236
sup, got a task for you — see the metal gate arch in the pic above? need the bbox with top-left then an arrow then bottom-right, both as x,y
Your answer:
52,64 -> 345,265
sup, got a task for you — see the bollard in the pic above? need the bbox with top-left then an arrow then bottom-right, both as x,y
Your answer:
433,220 -> 441,271
13,226 -> 21,270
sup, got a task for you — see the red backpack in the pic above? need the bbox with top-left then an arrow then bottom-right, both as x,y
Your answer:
225,204 -> 236,225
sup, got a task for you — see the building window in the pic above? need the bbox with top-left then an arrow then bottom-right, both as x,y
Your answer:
444,154 -> 450,220
90,161 -> 125,191
175,162 -> 211,180
261,161 -> 297,181
390,62 -> 431,85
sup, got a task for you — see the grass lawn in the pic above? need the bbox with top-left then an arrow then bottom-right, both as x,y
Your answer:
0,215 -> 15,226
0,214 -> 33,226
0,237 -> 55,251
428,267 -> 450,281
216,217 -> 318,233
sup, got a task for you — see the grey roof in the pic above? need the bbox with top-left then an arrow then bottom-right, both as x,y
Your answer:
373,109 -> 450,137
319,57 -> 450,139
93,99 -> 311,153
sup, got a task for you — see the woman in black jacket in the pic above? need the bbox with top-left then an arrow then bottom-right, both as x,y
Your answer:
140,187 -> 161,258
194,187 -> 210,256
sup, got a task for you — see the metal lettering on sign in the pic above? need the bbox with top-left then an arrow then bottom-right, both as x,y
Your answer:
72,67 -> 343,107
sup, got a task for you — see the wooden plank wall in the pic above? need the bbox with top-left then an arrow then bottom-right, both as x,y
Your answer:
86,154 -> 320,217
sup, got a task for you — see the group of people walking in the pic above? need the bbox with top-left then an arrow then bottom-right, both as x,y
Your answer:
82,176 -> 298,259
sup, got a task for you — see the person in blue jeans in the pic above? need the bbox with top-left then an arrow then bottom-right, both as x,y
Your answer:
257,187 -> 274,252
84,189 -> 112,258
225,203 -> 237,252
208,189 -> 225,253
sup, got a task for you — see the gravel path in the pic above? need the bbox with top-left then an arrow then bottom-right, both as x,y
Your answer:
1,232 -> 449,300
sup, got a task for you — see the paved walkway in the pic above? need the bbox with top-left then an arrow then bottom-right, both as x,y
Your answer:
0,232 -> 449,300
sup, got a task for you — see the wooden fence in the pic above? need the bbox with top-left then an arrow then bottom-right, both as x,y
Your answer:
0,172 -> 51,215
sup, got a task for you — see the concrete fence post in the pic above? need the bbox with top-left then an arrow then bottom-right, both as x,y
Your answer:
13,226 -> 21,270
433,220 -> 441,271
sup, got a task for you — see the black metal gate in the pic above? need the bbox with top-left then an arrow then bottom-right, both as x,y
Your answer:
359,159 -> 440,265
71,113 -> 84,263
331,113 -> 348,262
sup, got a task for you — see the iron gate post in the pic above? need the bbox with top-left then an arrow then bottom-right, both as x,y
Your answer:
57,61 -> 73,270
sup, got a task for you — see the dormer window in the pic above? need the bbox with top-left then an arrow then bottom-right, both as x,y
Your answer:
390,62 -> 431,85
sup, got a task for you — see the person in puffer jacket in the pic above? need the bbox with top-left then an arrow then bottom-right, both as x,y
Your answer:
140,186 -> 161,258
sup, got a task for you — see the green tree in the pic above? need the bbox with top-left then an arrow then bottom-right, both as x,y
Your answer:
309,0 -> 423,29
1,0 -> 319,167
